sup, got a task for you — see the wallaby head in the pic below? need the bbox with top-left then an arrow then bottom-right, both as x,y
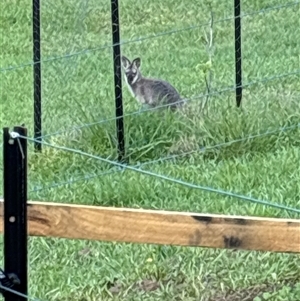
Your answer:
121,56 -> 142,85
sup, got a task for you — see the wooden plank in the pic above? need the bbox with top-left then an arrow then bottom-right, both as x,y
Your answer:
0,199 -> 299,253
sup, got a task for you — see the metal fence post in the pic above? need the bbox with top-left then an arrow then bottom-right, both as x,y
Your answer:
3,126 -> 28,300
234,0 -> 242,107
33,0 -> 42,151
111,0 -> 126,162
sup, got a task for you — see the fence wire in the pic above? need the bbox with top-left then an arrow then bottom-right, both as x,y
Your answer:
0,1 -> 298,73
13,133 -> 299,214
35,69 -> 300,140
30,123 -> 300,194
1,0 -> 299,153
0,283 -> 44,301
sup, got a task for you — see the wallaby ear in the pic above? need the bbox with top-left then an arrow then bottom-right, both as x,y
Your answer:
121,55 -> 131,69
132,57 -> 141,69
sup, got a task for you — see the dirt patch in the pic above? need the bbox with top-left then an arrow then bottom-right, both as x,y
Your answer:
210,280 -> 298,301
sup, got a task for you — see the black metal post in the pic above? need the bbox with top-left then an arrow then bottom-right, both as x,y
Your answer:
33,0 -> 42,151
111,0 -> 125,162
3,126 -> 28,301
234,0 -> 242,107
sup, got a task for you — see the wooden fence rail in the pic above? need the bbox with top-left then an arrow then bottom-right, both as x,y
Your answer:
0,199 -> 299,253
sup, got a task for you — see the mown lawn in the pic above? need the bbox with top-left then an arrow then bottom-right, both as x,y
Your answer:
0,0 -> 299,300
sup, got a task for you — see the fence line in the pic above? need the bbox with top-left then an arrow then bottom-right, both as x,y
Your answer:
37,69 -> 300,140
2,1 -> 300,299
30,123 -> 300,194
1,1 -> 299,73
12,133 -> 299,214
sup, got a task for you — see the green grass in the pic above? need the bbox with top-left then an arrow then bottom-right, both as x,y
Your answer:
1,0 -> 300,300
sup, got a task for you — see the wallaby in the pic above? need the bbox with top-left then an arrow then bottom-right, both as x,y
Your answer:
121,55 -> 184,110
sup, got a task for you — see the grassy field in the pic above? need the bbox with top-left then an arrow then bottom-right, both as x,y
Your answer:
1,0 -> 300,300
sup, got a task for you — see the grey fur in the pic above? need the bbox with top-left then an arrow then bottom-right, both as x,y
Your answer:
121,55 -> 184,110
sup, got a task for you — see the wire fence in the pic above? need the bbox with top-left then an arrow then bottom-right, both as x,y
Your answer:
1,0 -> 300,299
14,132 -> 298,214
30,123 -> 300,194
34,69 -> 300,140
1,1 -> 299,153
1,0 -> 299,211
0,1 -> 299,208
0,1 -> 299,73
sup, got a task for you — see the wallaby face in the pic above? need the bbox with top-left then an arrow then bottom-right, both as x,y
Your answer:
121,56 -> 141,85
121,55 -> 184,109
